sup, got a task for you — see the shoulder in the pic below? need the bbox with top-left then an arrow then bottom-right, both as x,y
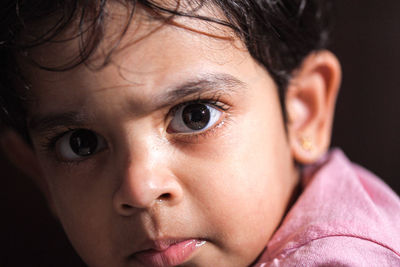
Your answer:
256,235 -> 400,267
255,149 -> 400,266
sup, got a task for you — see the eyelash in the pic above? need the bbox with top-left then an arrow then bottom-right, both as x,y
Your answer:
172,96 -> 230,112
167,96 -> 231,142
40,127 -> 97,166
41,127 -> 75,153
39,95 -> 231,162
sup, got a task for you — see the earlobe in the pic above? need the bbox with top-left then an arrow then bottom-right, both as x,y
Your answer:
286,50 -> 341,164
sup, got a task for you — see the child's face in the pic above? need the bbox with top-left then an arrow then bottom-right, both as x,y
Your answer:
23,6 -> 298,267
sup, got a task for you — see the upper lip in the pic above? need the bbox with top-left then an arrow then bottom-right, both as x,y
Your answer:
147,238 -> 189,251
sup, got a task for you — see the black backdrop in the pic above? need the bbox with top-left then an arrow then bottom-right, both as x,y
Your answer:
1,2 -> 399,266
330,1 -> 400,194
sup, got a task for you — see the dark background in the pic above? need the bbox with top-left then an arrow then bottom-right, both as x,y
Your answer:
330,1 -> 400,193
1,1 -> 399,266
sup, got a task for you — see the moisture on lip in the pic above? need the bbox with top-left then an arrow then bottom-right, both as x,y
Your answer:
195,240 -> 207,247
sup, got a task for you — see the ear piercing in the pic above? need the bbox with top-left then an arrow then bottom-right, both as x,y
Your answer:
300,136 -> 313,151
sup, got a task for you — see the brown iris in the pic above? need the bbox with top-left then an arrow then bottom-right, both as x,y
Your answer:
182,104 -> 211,130
69,129 -> 98,156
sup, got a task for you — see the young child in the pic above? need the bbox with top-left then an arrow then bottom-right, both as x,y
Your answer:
1,0 -> 399,266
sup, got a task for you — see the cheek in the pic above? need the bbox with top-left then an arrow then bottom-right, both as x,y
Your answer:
38,160 -> 120,263
173,92 -> 293,259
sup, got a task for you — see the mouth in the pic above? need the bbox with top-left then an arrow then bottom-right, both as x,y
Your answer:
131,239 -> 207,267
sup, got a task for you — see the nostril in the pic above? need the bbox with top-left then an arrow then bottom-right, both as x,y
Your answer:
121,204 -> 132,210
158,193 -> 171,201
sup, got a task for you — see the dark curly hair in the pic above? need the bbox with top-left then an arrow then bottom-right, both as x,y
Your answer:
0,0 -> 332,141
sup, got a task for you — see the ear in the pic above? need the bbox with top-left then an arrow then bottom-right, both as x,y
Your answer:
0,129 -> 52,202
286,51 -> 341,164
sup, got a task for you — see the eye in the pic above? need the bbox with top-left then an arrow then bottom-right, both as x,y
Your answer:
168,103 -> 222,133
55,129 -> 107,161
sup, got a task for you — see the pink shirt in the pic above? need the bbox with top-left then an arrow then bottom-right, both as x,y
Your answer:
255,149 -> 400,266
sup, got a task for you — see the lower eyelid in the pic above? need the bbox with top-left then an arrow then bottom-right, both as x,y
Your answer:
169,113 -> 231,144
48,146 -> 109,168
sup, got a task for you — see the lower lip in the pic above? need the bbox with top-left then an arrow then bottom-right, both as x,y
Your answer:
134,239 -> 206,267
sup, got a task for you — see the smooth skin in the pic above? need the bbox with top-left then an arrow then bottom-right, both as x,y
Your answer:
1,3 -> 340,267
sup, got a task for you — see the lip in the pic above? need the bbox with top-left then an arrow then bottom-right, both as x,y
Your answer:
132,239 -> 206,267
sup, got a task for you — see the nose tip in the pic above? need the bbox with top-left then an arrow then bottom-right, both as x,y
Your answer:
113,168 -> 183,216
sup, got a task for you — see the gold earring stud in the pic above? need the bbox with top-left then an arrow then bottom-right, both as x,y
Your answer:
300,136 -> 313,151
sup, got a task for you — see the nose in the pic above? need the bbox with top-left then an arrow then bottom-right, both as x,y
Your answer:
113,149 -> 183,216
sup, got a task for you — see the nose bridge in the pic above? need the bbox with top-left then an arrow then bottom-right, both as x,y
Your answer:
113,130 -> 183,216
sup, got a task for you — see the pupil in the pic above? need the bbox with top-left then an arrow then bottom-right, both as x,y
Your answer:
182,104 -> 210,130
70,130 -> 98,156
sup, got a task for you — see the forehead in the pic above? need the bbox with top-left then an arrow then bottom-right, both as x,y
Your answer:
23,1 -> 241,70
22,2 -> 253,112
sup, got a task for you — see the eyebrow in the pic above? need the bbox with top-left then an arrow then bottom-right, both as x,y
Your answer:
155,73 -> 247,108
28,111 -> 92,134
28,73 -> 247,134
